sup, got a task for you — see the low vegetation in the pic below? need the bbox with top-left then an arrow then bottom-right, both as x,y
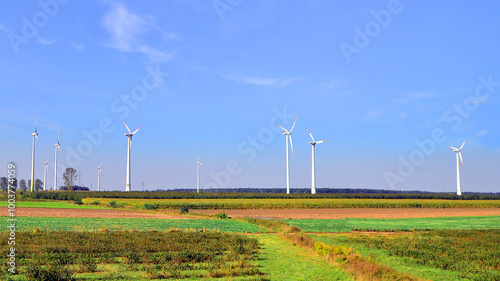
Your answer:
0,230 -> 264,280
347,229 -> 500,281
22,190 -> 500,202
77,197 -> 500,210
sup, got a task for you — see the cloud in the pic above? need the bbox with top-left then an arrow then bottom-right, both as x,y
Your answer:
101,3 -> 175,62
72,43 -> 84,51
0,24 -> 9,32
221,74 -> 297,89
37,38 -> 55,45
476,129 -> 489,136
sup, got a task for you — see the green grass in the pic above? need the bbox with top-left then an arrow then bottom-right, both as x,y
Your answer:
312,234 -> 465,281
285,216 -> 500,232
253,234 -> 353,281
12,217 -> 266,233
0,200 -> 108,209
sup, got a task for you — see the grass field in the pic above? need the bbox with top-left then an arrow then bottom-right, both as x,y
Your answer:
82,198 -> 500,210
285,216 -> 500,232
0,201 -> 108,209
12,217 -> 266,233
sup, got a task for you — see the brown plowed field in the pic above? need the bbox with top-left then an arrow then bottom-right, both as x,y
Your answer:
196,208 -> 500,219
0,207 -> 188,219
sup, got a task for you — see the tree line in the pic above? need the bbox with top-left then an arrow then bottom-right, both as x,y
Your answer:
0,167 -> 88,192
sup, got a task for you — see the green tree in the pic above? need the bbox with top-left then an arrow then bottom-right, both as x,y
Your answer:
63,168 -> 78,191
19,179 -> 27,191
35,179 -> 43,191
0,177 -> 7,191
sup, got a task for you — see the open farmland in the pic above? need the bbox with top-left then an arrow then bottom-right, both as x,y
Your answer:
81,197 -> 500,210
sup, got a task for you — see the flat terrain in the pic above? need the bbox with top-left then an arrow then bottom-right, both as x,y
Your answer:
196,208 -> 500,219
0,207 -> 187,219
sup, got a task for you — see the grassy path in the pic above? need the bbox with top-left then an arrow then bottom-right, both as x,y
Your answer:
253,234 -> 353,281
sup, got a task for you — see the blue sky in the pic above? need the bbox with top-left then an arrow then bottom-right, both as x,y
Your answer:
1,0 -> 499,192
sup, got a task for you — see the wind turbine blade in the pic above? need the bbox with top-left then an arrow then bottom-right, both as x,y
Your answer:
34,113 -> 37,132
132,127 -> 142,134
123,122 -> 132,133
449,146 -> 458,150
57,128 -> 60,142
459,152 -> 464,166
306,128 -> 315,142
289,116 -> 297,132
289,135 -> 294,160
316,139 -> 328,144
460,139 -> 466,150
276,125 -> 288,132
197,152 -> 200,161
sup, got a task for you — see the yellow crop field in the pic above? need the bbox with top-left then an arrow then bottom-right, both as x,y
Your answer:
82,198 -> 500,210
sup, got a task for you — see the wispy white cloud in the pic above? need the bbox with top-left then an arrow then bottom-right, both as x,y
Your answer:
476,129 -> 489,136
38,38 -> 55,45
0,24 -> 9,32
72,43 -> 84,51
221,74 -> 297,89
101,3 -> 175,62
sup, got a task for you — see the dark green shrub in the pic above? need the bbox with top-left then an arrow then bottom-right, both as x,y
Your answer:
142,203 -> 156,210
215,212 -> 229,219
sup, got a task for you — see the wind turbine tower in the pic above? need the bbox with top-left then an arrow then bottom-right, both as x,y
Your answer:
43,159 -> 48,191
30,114 -> 38,192
449,140 -> 466,196
197,153 -> 202,193
97,163 -> 102,191
54,129 -> 60,190
123,122 -> 141,192
307,128 -> 328,194
277,116 -> 297,194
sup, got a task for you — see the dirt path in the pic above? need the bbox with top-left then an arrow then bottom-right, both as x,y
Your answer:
0,207 -> 189,219
196,208 -> 500,219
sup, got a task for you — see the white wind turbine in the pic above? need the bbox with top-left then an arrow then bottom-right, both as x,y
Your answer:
449,139 -> 466,196
43,159 -> 48,191
97,163 -> 102,191
30,114 -> 38,192
307,128 -> 328,194
277,116 -> 297,194
123,122 -> 141,192
54,129 -> 60,190
197,153 -> 202,193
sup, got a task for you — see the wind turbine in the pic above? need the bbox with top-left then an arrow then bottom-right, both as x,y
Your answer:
30,114 -> 38,192
97,163 -> 102,191
449,139 -> 466,196
123,122 -> 141,192
196,153 -> 202,193
43,159 -> 48,191
277,116 -> 297,194
307,128 -> 328,194
54,129 -> 60,190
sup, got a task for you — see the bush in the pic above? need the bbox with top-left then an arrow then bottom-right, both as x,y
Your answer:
25,264 -> 74,281
179,206 -> 189,214
142,203 -> 156,210
215,212 -> 229,219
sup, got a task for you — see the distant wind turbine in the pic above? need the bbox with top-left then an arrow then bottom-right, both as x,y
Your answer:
307,128 -> 328,194
54,129 -> 60,190
449,140 -> 466,196
197,153 -> 202,193
277,116 -> 297,194
30,114 -> 38,192
97,163 -> 102,191
43,159 -> 48,191
123,122 -> 141,192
